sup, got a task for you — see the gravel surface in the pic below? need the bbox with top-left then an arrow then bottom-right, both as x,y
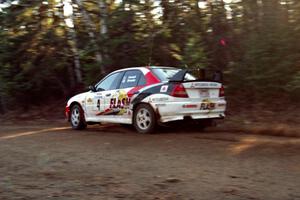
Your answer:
0,122 -> 299,200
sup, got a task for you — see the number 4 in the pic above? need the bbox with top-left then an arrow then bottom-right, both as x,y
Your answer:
97,99 -> 100,111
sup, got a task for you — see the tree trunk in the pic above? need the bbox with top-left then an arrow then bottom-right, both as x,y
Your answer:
74,0 -> 105,75
0,76 -> 7,113
98,0 -> 108,69
0,95 -> 5,114
61,0 -> 82,84
69,30 -> 83,83
98,0 -> 108,36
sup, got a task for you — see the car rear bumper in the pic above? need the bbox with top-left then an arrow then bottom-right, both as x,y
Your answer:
159,112 -> 225,123
151,99 -> 226,123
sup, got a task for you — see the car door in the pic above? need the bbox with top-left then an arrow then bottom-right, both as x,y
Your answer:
112,70 -> 146,118
85,72 -> 123,120
98,69 -> 146,123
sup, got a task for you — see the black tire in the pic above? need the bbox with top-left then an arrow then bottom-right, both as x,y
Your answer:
133,104 -> 157,134
70,104 -> 87,130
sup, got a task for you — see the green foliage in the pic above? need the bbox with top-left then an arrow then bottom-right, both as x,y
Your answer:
226,0 -> 300,103
183,33 -> 208,69
0,0 -> 299,110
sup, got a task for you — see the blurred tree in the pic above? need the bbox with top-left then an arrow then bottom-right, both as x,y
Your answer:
228,0 -> 300,104
0,0 -> 75,108
61,0 -> 80,86
73,0 -> 106,75
0,0 -> 299,111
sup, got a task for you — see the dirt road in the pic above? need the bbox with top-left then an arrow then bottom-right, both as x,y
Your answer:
0,122 -> 299,200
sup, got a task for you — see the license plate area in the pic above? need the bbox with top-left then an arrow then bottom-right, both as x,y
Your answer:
199,89 -> 209,98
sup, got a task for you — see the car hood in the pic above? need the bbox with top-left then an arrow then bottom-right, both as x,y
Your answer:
67,91 -> 89,106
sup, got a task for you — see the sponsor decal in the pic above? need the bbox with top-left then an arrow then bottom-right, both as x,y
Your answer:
87,98 -> 92,103
155,103 -> 166,107
160,85 -> 168,93
191,82 -> 219,88
183,104 -> 197,108
109,90 -> 131,109
95,90 -> 132,116
151,97 -> 169,102
86,98 -> 93,105
127,75 -> 137,82
200,99 -> 215,110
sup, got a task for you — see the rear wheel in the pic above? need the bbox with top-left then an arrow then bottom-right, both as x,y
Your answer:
133,104 -> 156,134
70,104 -> 87,130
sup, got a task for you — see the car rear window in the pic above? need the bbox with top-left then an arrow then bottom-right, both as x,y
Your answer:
151,68 -> 196,82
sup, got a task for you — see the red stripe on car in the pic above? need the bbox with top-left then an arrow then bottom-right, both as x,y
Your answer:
128,86 -> 144,98
127,71 -> 160,97
145,71 -> 160,85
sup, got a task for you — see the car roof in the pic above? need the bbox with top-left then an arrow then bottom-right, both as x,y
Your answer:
113,66 -> 177,73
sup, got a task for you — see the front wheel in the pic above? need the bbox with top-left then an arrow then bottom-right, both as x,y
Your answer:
133,104 -> 157,134
70,104 -> 87,130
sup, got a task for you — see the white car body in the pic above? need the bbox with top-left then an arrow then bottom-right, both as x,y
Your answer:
65,67 -> 226,130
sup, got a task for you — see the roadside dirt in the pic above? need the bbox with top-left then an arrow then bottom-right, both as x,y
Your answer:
0,122 -> 299,200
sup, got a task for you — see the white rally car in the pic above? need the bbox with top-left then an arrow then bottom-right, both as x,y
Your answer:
65,66 -> 226,133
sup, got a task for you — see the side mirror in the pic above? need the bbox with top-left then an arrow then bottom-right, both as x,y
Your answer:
97,88 -> 105,92
88,85 -> 96,92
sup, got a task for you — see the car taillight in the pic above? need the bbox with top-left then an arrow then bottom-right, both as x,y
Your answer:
219,85 -> 225,97
171,83 -> 188,98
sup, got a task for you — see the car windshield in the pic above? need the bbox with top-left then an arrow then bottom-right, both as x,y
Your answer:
151,68 -> 196,82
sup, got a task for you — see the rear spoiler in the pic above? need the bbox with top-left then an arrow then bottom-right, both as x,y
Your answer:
169,69 -> 188,82
169,69 -> 223,83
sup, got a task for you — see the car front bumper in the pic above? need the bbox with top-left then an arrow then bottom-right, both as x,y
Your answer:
65,106 -> 70,121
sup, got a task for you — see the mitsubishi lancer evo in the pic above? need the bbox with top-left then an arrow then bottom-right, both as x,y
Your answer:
65,67 -> 226,133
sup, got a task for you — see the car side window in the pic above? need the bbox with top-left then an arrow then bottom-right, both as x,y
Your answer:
119,70 -> 142,89
138,73 -> 146,86
96,72 -> 123,91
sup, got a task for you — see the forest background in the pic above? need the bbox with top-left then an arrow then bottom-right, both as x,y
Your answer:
0,0 -> 299,123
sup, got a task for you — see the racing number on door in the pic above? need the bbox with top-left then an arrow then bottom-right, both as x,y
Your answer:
97,99 -> 100,111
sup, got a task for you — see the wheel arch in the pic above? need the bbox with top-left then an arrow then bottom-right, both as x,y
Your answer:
70,101 -> 82,109
132,102 -> 161,123
68,101 -> 85,121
